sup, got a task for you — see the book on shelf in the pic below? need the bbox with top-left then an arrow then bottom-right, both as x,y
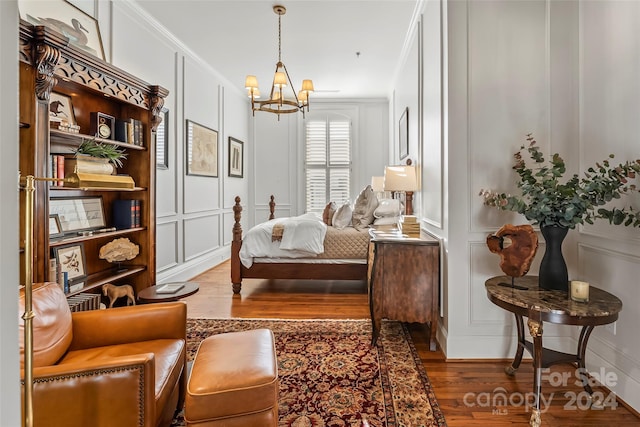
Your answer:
115,119 -> 129,143
49,154 -> 65,186
67,292 -> 101,312
156,283 -> 185,294
56,155 -> 65,186
113,199 -> 141,229
49,258 -> 57,283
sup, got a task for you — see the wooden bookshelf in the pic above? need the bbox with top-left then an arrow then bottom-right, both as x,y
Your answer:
18,21 -> 168,298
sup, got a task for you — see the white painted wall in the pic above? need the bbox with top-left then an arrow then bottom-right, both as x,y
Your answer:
393,0 -> 640,412
1,2 -> 20,424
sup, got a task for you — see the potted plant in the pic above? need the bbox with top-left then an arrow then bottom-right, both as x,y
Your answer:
70,138 -> 127,175
479,134 -> 640,291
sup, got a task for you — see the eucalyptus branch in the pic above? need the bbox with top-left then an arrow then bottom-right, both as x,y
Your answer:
479,134 -> 640,229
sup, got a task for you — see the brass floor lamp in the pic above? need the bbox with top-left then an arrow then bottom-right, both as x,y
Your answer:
20,174 -> 63,427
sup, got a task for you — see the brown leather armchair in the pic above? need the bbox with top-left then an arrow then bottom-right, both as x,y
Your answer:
19,281 -> 187,427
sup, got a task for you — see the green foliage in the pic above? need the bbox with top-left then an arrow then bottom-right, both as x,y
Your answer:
74,138 -> 127,168
479,134 -> 640,229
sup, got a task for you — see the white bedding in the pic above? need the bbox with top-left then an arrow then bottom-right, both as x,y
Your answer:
239,213 -> 327,268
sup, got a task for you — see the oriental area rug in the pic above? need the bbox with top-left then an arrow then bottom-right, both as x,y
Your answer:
171,318 -> 447,427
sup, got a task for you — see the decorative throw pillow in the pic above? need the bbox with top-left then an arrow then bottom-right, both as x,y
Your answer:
373,216 -> 400,225
374,198 -> 401,218
322,202 -> 336,225
332,202 -> 352,229
351,185 -> 379,230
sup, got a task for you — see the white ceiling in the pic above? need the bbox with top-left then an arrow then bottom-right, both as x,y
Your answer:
134,0 -> 419,99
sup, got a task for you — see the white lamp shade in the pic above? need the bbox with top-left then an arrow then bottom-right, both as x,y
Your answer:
245,75 -> 259,89
371,176 -> 384,192
273,72 -> 287,88
302,79 -> 314,92
298,90 -> 308,102
247,88 -> 261,99
383,166 -> 417,191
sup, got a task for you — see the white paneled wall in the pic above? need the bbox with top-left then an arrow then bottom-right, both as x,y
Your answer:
108,2 -> 250,283
393,0 -> 640,412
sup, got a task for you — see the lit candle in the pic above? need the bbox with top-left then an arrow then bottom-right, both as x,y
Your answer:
570,280 -> 589,302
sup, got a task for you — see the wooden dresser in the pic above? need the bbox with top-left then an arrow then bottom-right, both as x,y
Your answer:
368,226 -> 440,350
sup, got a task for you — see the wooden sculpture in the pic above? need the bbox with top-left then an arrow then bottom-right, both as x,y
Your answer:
487,224 -> 538,279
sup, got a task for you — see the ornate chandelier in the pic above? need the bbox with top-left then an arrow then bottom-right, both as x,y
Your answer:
245,5 -> 314,120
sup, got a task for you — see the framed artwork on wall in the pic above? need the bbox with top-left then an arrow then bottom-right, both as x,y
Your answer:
18,0 -> 105,60
228,137 -> 244,178
186,120 -> 218,177
399,107 -> 409,160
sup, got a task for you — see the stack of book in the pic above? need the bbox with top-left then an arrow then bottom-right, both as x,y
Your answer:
67,293 -> 102,312
115,118 -> 144,146
400,215 -> 420,237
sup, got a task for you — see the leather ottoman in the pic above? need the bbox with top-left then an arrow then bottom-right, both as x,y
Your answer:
185,328 -> 278,427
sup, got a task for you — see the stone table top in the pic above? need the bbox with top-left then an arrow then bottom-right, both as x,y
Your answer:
485,276 -> 622,321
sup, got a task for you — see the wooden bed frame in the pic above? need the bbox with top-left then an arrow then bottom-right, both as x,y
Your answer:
231,195 -> 368,294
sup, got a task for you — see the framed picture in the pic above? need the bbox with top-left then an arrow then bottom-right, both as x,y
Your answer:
228,137 -> 244,178
399,107 -> 409,160
49,92 -> 76,125
49,196 -> 106,233
53,243 -> 86,282
18,0 -> 105,60
49,214 -> 64,239
156,108 -> 169,169
186,119 -> 218,177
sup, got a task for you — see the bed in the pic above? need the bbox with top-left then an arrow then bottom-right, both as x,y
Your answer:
230,195 -> 373,294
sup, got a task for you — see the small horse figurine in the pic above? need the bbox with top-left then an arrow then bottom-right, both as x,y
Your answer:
102,283 -> 135,308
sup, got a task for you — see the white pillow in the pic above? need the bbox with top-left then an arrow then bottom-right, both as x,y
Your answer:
373,216 -> 400,225
374,199 -> 401,218
351,185 -> 379,230
332,202 -> 353,229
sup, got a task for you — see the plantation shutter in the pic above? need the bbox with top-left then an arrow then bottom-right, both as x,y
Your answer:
305,116 -> 351,213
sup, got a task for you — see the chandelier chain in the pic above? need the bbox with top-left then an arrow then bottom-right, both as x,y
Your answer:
278,13 -> 282,63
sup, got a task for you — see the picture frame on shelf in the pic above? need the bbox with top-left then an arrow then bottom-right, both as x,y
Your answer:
49,196 -> 106,233
49,92 -> 76,125
399,107 -> 409,160
186,119 -> 218,177
53,242 -> 87,282
156,108 -> 169,169
228,137 -> 244,178
18,0 -> 106,60
49,214 -> 64,239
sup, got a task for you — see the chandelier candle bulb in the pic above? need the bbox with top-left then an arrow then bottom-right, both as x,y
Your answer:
570,281 -> 589,302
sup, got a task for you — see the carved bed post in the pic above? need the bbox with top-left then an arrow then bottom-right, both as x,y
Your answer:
269,195 -> 275,220
231,196 -> 243,294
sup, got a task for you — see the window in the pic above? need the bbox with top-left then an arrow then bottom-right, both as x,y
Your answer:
305,114 -> 351,213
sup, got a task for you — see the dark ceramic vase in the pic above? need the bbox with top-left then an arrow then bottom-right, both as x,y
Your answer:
539,225 -> 569,292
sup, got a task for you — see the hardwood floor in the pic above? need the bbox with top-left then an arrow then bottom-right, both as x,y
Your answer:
183,261 -> 640,426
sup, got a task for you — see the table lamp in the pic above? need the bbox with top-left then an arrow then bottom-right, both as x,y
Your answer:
383,165 -> 417,215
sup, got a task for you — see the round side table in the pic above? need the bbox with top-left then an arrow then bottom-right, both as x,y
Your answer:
137,281 -> 199,303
